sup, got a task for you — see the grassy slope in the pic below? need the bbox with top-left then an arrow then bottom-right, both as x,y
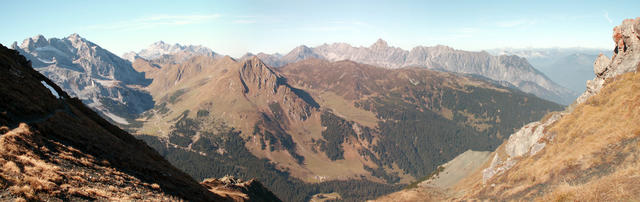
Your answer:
461,70 -> 640,200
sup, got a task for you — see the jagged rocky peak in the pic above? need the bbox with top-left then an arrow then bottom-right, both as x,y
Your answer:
20,34 -> 48,50
287,45 -> 316,57
66,33 -> 84,43
484,17 -> 640,186
11,34 -> 152,125
127,40 -> 216,62
239,56 -> 281,93
577,17 -> 640,104
370,38 -> 389,49
259,38 -> 575,104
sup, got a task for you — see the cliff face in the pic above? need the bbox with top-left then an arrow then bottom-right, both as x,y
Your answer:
481,18 -> 640,186
11,34 -> 154,125
0,44 -> 278,201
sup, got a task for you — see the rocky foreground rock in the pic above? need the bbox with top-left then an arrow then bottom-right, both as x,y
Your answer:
373,17 -> 640,202
483,17 -> 640,186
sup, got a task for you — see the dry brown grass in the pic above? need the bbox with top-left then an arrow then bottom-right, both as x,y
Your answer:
457,71 -> 640,200
0,123 -> 189,201
537,162 -> 640,201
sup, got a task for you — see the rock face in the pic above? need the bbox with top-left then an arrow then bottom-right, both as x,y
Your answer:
483,17 -> 640,187
10,34 -> 153,125
201,176 -> 281,202
254,39 -> 575,105
481,112 -> 564,183
0,44 -> 280,201
240,57 -> 318,122
374,18 -> 640,202
577,17 -> 640,104
123,41 -> 216,63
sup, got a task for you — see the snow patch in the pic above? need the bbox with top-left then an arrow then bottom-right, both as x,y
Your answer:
35,46 -> 68,57
102,111 -> 129,125
94,79 -> 119,88
37,58 -> 55,64
40,81 -> 60,98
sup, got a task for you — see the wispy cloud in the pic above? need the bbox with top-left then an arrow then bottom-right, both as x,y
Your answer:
232,19 -> 257,24
327,20 -> 368,26
453,28 -> 477,38
297,20 -> 372,32
231,15 -> 280,25
496,19 -> 537,28
86,14 -> 220,30
603,10 -> 613,24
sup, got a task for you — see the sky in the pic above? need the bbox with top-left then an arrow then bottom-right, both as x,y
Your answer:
1,0 -> 638,57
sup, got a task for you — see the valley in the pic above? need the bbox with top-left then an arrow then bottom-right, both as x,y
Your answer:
123,42 -> 561,200
1,2 -> 636,201
3,33 -> 566,201
374,17 -> 640,201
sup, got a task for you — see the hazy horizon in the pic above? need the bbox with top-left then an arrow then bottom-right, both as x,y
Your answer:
2,0 -> 637,57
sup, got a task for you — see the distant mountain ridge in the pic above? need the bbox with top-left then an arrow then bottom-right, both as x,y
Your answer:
373,17 -> 640,202
0,43 -> 279,201
11,34 -> 153,125
123,41 -> 217,63
130,53 -> 563,200
124,39 -> 576,104
487,47 -> 611,93
248,39 -> 577,105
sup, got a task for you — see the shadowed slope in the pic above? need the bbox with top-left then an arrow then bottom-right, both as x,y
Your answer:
0,44 -> 279,201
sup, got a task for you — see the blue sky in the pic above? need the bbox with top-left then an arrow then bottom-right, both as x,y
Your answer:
1,0 -> 638,57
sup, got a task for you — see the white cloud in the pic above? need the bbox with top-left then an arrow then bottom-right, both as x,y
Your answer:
232,19 -> 257,24
603,10 -> 613,24
86,14 -> 220,30
496,19 -> 536,28
231,15 -> 281,24
328,20 -> 368,26
297,20 -> 372,32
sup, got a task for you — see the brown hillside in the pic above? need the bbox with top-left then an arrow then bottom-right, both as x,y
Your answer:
0,44 -> 278,201
372,17 -> 640,202
457,18 -> 640,201
133,50 -> 562,185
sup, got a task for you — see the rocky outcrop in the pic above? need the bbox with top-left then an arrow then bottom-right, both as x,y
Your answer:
254,39 -> 575,105
482,17 -> 640,184
10,34 -> 153,125
482,112 -> 565,183
201,176 -> 281,202
240,56 -> 318,122
577,17 -> 640,104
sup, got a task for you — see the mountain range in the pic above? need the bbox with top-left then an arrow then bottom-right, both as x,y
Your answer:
11,34 -> 153,126
124,46 -> 562,200
374,17 -> 640,201
244,39 -> 577,105
123,41 -> 218,63
4,32 -> 570,200
488,47 -> 612,93
6,19 -> 630,201
0,43 -> 278,201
